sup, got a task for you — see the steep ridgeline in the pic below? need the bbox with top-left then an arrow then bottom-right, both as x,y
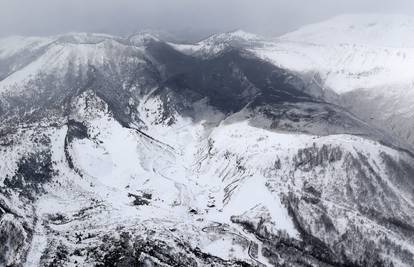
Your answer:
171,15 -> 414,151
256,14 -> 414,151
0,32 -> 413,267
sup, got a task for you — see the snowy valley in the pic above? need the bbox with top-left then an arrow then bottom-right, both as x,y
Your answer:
1,14 -> 414,267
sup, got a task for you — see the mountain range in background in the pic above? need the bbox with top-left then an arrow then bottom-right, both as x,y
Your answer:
1,14 -> 414,267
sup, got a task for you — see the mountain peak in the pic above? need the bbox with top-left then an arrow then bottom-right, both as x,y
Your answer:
128,32 -> 161,46
224,29 -> 261,40
200,29 -> 262,45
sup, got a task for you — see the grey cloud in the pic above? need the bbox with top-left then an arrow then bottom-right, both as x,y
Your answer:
0,0 -> 414,40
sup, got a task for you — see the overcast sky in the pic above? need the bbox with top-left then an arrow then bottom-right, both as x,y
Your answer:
1,0 -> 414,40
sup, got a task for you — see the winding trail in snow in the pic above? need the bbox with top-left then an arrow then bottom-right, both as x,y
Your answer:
201,222 -> 267,266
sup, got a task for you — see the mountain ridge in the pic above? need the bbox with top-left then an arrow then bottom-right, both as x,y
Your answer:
1,16 -> 414,266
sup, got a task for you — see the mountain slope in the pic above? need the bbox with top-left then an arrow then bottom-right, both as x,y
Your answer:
169,15 -> 414,150
0,31 -> 414,267
281,14 -> 414,47
247,14 -> 414,150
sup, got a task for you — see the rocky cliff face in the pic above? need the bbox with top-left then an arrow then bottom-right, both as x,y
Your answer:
0,33 -> 413,267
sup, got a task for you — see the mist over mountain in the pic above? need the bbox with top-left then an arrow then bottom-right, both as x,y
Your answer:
2,0 -> 414,38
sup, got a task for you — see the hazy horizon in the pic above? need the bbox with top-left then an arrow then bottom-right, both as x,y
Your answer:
1,0 -> 414,41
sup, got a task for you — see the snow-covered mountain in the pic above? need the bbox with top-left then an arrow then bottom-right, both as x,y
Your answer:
170,15 -> 414,150
280,14 -> 414,47
169,30 -> 264,58
1,17 -> 414,267
252,14 -> 414,150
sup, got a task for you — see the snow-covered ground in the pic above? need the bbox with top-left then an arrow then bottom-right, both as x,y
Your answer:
14,105 -> 412,266
171,14 -> 414,149
252,14 -> 414,148
1,20 -> 414,265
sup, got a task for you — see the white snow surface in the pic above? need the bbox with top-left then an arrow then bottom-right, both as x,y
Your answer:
0,33 -> 146,95
168,14 -> 414,95
251,14 -> 414,94
248,14 -> 414,148
18,106 -> 412,266
280,14 -> 414,48
0,36 -> 54,59
172,14 -> 414,148
0,82 -> 409,266
2,21 -> 414,265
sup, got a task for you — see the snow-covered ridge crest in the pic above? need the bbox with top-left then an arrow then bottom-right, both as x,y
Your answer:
250,13 -> 414,148
2,24 -> 414,266
280,13 -> 414,48
169,29 -> 264,57
128,32 -> 161,46
0,32 -> 156,95
0,31 -> 159,58
257,13 -> 414,93
0,36 -> 54,59
201,29 -> 262,44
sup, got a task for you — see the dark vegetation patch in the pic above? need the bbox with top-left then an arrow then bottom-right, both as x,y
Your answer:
0,215 -> 27,267
281,193 -> 393,267
66,120 -> 89,142
47,213 -> 70,226
128,193 -> 151,206
3,150 -> 57,199
41,243 -> 69,267
380,152 -> 414,195
91,230 -> 251,267
294,144 -> 343,171
383,217 -> 414,235
64,120 -> 89,176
